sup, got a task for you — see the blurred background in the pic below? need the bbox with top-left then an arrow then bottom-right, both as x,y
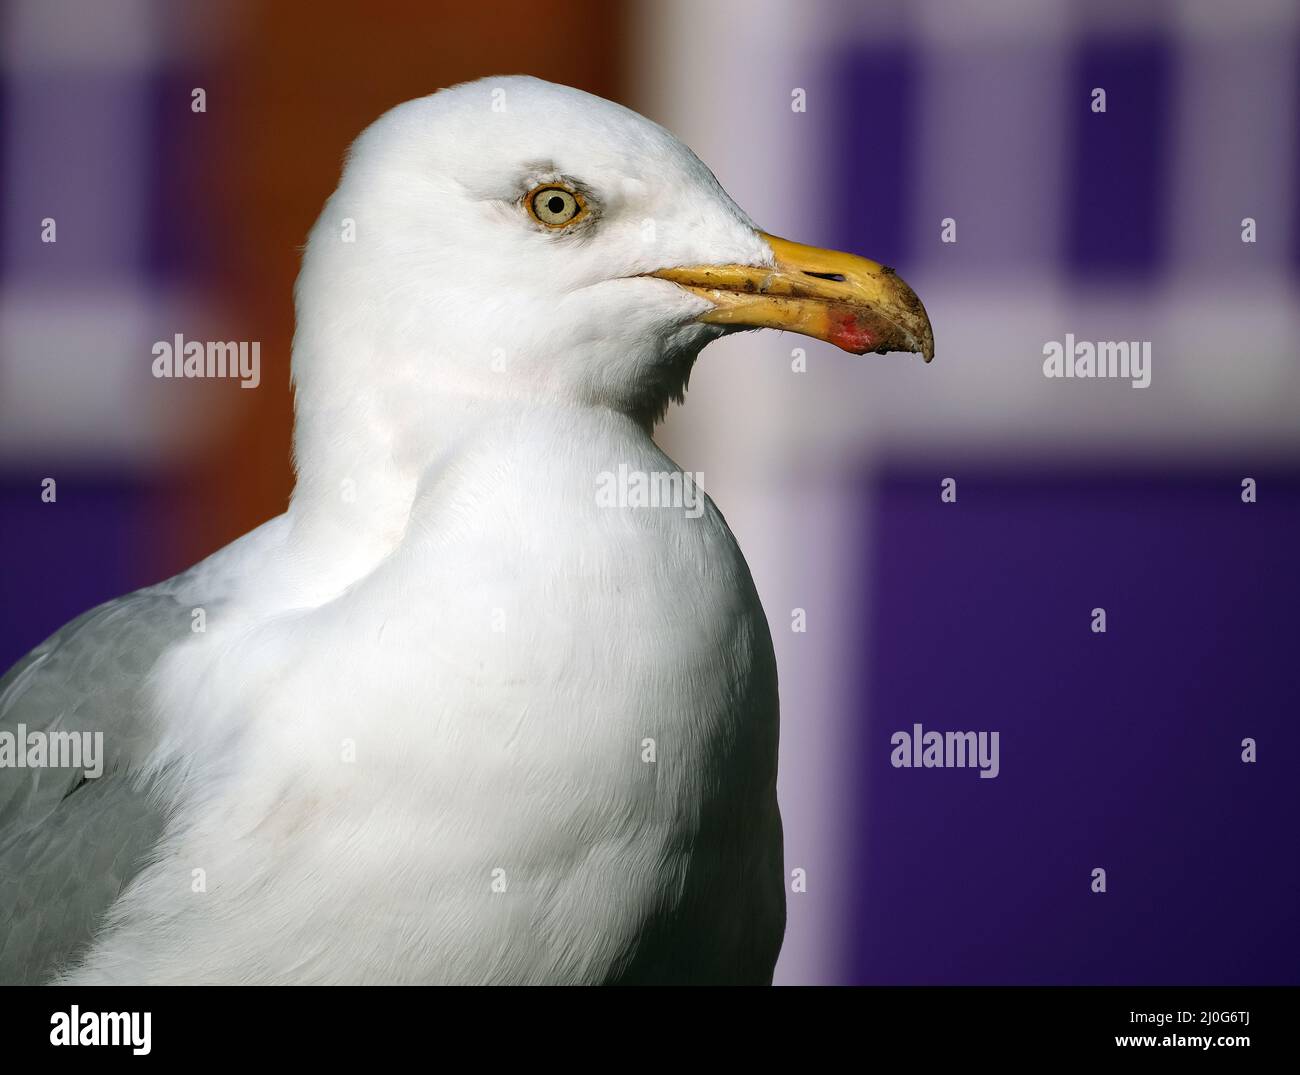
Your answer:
1,0 -> 1297,984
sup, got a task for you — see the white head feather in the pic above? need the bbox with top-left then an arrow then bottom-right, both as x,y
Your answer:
291,77 -> 771,494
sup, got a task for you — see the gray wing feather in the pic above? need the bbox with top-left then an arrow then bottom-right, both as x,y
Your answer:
0,591 -> 189,984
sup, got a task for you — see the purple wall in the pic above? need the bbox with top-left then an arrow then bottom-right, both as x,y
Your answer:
847,469 -> 1300,984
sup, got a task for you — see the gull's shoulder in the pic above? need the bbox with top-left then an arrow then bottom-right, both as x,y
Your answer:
0,512 -> 292,983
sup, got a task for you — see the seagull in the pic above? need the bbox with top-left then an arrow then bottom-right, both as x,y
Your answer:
0,76 -> 932,985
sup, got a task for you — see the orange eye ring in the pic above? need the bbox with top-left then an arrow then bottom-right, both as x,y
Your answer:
525,184 -> 586,228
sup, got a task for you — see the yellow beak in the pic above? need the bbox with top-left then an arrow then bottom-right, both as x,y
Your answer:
649,233 -> 934,362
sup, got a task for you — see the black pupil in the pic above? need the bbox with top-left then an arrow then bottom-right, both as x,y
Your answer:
546,195 -> 566,215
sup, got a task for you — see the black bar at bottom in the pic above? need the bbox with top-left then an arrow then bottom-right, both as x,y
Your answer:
1,985 -> 1292,1061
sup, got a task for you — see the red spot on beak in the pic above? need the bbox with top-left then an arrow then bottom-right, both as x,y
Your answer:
828,312 -> 880,355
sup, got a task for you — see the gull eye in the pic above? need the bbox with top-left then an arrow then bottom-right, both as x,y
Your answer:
527,185 -> 584,228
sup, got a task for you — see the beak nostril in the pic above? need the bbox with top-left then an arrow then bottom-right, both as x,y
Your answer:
803,270 -> 846,283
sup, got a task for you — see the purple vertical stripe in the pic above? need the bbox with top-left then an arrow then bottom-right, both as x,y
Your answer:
0,74 -> 8,286
1293,32 -> 1300,278
830,45 -> 916,268
145,68 -> 219,284
0,73 -> 147,284
1066,37 -> 1173,279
